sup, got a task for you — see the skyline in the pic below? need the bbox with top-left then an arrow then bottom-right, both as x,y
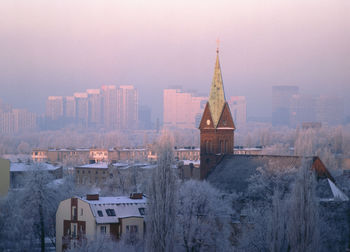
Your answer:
0,0 -> 349,119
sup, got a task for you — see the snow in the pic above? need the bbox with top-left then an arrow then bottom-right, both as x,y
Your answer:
183,160 -> 200,166
81,196 -> 147,224
77,162 -> 108,169
10,162 -> 60,172
327,179 -> 349,201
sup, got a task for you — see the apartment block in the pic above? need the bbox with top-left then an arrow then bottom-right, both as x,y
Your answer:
56,194 -> 146,252
228,96 -> 247,128
163,89 -> 207,129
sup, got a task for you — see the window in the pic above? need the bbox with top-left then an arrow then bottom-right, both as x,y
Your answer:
100,226 -> 106,234
109,174 -> 113,179
80,208 -> 83,216
106,209 -> 116,216
71,223 -> 77,238
77,170 -> 80,174
138,208 -> 145,216
88,170 -> 91,174
82,170 -> 85,174
72,206 -> 77,220
126,225 -> 138,233
97,210 -> 103,217
96,171 -> 98,174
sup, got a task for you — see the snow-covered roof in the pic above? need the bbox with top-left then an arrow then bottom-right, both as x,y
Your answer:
176,148 -> 200,151
183,160 -> 200,166
112,163 -> 129,168
76,162 -> 109,169
208,155 -> 334,194
10,162 -> 60,172
328,179 -> 349,201
81,196 -> 147,224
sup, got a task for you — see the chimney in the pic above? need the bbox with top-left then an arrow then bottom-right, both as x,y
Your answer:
86,194 -> 99,200
130,193 -> 143,199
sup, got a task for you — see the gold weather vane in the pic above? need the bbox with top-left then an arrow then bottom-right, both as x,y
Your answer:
216,38 -> 220,53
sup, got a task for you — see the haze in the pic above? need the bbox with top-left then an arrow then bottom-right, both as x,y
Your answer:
0,0 -> 349,119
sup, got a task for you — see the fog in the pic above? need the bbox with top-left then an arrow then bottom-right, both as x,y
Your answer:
0,0 -> 349,120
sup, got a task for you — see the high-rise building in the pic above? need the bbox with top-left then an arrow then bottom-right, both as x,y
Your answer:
87,89 -> 102,128
289,94 -> 316,127
0,104 -> 36,133
101,85 -> 118,129
139,105 -> 152,129
46,96 -> 64,120
272,86 -> 299,126
12,109 -> 36,132
64,96 -> 76,120
118,85 -> 138,130
316,95 -> 344,126
228,96 -> 247,128
163,89 -> 207,129
74,93 -> 88,127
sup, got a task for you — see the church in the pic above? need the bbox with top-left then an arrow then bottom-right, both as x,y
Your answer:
195,47 -> 346,201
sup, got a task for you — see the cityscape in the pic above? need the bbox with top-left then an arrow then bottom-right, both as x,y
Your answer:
0,1 -> 349,252
0,84 -> 346,133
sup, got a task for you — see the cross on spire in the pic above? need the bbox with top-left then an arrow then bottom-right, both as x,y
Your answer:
216,38 -> 220,53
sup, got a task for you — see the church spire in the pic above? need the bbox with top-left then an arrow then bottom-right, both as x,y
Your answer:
208,46 -> 226,128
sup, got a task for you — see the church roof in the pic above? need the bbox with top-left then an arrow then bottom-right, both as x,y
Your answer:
207,155 -> 335,194
208,49 -> 226,128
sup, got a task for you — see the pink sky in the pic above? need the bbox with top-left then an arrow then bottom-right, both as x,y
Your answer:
0,0 -> 349,118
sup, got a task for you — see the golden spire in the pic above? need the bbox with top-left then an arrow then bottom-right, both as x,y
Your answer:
208,44 -> 226,128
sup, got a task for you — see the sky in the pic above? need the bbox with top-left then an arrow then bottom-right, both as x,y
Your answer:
0,0 -> 349,120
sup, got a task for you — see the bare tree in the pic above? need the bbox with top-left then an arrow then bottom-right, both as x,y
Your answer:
146,130 -> 177,252
287,160 -> 320,252
176,180 -> 232,252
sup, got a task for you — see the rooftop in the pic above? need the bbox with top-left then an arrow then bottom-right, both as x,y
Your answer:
10,162 -> 60,172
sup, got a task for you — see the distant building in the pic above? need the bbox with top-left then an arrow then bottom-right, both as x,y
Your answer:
316,95 -> 344,126
46,96 -> 64,120
272,85 -> 299,126
56,194 -> 146,252
118,85 -> 138,130
10,162 -> 63,188
138,105 -> 152,130
0,100 -> 37,134
228,96 -> 247,128
0,158 -> 10,197
32,149 -> 49,162
75,162 -> 111,186
64,96 -> 76,120
289,94 -> 316,127
87,89 -> 102,128
101,85 -> 118,129
74,93 -> 89,127
163,89 -> 207,129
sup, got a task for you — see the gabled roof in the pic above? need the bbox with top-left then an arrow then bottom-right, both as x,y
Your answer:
207,155 -> 335,195
80,196 -> 147,224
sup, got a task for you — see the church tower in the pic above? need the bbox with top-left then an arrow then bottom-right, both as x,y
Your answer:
199,47 -> 235,179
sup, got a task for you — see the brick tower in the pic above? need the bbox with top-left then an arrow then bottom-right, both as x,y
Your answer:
199,48 -> 235,179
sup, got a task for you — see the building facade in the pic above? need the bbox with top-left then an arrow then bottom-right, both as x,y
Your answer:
228,96 -> 246,129
56,194 -> 146,252
272,85 -> 299,126
163,89 -> 207,129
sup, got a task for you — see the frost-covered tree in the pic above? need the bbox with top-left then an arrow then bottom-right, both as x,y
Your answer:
176,180 -> 232,251
0,164 -> 77,251
239,188 -> 289,252
287,160 -> 320,252
146,131 -> 177,252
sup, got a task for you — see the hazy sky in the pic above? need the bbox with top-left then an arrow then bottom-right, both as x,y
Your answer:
0,0 -> 349,119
